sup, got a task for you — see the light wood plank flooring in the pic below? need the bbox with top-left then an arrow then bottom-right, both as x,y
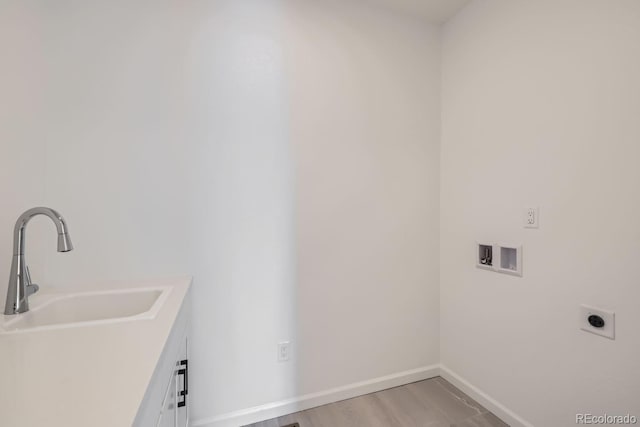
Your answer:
244,377 -> 508,427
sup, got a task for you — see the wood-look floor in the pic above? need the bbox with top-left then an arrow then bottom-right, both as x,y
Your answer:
244,377 -> 508,427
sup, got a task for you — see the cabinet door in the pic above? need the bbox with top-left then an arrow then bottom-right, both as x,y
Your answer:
157,369 -> 177,427
176,337 -> 189,427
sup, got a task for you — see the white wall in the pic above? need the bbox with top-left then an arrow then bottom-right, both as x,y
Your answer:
0,0 -> 441,425
441,1 -> 640,426
0,2 -> 49,288
284,0 -> 441,395
0,0 -> 198,289
184,0 -> 297,420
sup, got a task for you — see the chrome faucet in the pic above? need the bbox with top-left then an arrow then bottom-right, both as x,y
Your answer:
4,207 -> 73,315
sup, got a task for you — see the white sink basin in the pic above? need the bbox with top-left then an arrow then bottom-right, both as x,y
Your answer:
1,287 -> 171,333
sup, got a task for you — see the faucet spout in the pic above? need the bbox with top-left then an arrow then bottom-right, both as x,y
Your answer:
57,233 -> 73,252
4,207 -> 73,315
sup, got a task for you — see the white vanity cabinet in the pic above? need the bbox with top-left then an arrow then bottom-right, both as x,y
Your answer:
157,369 -> 177,427
157,336 -> 189,427
0,277 -> 192,427
176,340 -> 189,427
135,287 -> 191,427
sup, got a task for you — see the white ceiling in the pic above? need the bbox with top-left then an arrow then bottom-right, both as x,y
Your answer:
369,0 -> 471,23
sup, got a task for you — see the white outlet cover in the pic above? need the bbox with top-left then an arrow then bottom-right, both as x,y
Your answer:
277,341 -> 291,362
580,305 -> 615,340
524,207 -> 539,228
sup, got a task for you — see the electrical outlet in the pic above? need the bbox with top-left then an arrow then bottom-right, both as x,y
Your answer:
277,341 -> 291,362
524,207 -> 539,228
580,305 -> 615,339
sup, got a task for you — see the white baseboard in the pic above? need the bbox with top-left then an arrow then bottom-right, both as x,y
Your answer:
192,365 -> 534,427
439,365 -> 534,427
191,365 -> 440,427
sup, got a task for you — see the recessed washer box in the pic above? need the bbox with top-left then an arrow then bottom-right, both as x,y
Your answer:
476,243 -> 522,277
476,243 -> 494,270
497,245 -> 522,277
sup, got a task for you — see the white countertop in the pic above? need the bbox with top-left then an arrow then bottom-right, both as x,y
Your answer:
0,276 -> 191,427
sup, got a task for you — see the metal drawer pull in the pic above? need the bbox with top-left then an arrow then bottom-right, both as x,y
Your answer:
177,359 -> 188,408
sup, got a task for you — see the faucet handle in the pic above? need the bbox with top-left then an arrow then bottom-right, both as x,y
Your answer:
25,283 -> 39,297
24,265 -> 39,297
24,264 -> 32,286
